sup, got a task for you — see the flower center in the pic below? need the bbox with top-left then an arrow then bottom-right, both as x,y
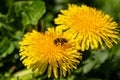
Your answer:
53,38 -> 68,46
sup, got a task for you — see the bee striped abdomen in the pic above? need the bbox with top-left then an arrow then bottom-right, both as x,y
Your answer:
54,38 -> 68,46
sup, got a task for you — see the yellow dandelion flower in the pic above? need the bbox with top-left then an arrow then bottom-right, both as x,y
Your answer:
19,27 -> 82,78
55,4 -> 119,51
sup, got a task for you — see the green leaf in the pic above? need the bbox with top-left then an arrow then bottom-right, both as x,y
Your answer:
0,37 -> 15,58
14,30 -> 23,40
74,67 -> 82,73
0,37 -> 10,53
95,0 -> 120,21
82,49 -> 109,74
14,1 -> 46,27
0,13 -> 14,31
11,69 -> 39,80
0,13 -> 6,28
88,78 -> 102,80
91,49 -> 109,69
83,59 -> 96,74
7,30 -> 24,40
67,75 -> 75,80
3,42 -> 15,55
0,62 -> 3,67
92,49 -> 109,64
13,69 -> 33,77
110,44 -> 120,61
24,1 -> 46,25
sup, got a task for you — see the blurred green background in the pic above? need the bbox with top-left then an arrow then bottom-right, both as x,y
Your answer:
0,0 -> 120,80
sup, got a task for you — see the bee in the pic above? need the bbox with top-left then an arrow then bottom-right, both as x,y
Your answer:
54,38 -> 68,46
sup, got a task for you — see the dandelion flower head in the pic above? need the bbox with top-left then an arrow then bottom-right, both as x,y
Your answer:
55,4 -> 119,51
19,27 -> 82,78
